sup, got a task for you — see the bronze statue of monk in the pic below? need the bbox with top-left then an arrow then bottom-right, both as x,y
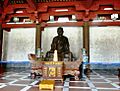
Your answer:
50,27 -> 70,53
45,27 -> 73,61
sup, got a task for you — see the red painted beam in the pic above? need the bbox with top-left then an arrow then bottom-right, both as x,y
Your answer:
114,0 -> 120,10
89,21 -> 120,26
43,22 -> 84,27
96,10 -> 120,14
2,20 -> 120,29
37,1 -> 80,8
43,21 -> 120,27
2,23 -> 36,28
3,4 -> 34,15
8,13 -> 34,18
5,4 -> 33,14
0,7 -> 2,14
12,4 -> 29,9
98,0 -> 114,5
2,22 -> 84,28
81,0 -> 94,9
49,11 -> 76,16
4,13 -> 36,23
37,5 -> 48,12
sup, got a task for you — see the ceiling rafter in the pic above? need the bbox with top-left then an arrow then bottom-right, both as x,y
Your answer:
81,0 -> 94,9
0,7 -> 2,16
99,0 -> 113,5
1,0 -> 120,28
3,0 -> 9,8
49,11 -> 76,16
37,1 -> 81,8
26,0 -> 36,10
5,13 -> 36,23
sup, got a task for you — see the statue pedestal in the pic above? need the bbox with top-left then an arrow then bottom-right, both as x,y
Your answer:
45,51 -> 74,61
28,53 -> 82,80
42,61 -> 64,81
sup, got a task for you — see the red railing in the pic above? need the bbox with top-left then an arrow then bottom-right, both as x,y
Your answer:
9,0 -> 79,4
36,0 -> 79,2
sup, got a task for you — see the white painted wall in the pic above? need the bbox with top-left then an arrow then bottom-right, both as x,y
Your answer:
90,26 -> 120,63
2,27 -> 83,61
2,26 -> 120,63
2,28 -> 35,61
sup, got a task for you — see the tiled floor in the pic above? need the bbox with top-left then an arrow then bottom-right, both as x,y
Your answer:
0,68 -> 119,91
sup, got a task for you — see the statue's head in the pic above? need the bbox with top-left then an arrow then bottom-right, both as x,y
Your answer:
57,27 -> 64,36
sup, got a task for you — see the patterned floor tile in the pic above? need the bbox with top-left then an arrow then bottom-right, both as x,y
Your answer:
0,79 -> 13,83
12,79 -> 35,85
98,88 -> 120,91
69,81 -> 89,87
69,88 -> 91,91
0,85 -> 25,91
0,68 -> 119,91
90,78 -> 107,82
93,83 -> 116,88
27,86 -> 63,91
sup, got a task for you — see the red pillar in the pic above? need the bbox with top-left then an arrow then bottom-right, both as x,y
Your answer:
0,23 -> 3,60
35,24 -> 42,55
83,21 -> 90,62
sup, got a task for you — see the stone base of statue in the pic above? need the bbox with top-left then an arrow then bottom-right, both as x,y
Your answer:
45,51 -> 74,61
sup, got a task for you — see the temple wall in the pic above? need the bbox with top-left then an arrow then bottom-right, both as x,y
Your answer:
2,28 -> 35,61
1,26 -> 120,67
2,30 -> 9,61
90,26 -> 120,63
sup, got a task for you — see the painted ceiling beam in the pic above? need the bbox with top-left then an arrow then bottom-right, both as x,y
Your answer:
96,10 -> 120,14
2,21 -> 120,29
5,13 -> 36,23
1,0 -> 120,28
81,0 -> 94,9
26,0 -> 36,10
45,22 -> 84,27
37,1 -> 80,8
90,21 -> 120,26
114,0 -> 120,10
2,23 -> 36,28
48,11 -> 76,16
98,0 -> 114,5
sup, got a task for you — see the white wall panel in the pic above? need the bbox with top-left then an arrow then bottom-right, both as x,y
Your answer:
90,26 -> 120,63
5,28 -> 35,61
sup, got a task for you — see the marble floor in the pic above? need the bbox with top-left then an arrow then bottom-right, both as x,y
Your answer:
0,68 -> 119,91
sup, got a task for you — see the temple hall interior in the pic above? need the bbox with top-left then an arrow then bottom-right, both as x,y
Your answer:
0,0 -> 120,91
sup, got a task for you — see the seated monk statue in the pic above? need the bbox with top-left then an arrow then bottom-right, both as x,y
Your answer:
45,27 -> 73,61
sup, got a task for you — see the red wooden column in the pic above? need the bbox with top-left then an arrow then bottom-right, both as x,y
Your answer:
83,21 -> 90,62
35,24 -> 42,55
0,23 -> 3,60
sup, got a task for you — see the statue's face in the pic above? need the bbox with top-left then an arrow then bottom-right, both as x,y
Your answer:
57,28 -> 63,36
